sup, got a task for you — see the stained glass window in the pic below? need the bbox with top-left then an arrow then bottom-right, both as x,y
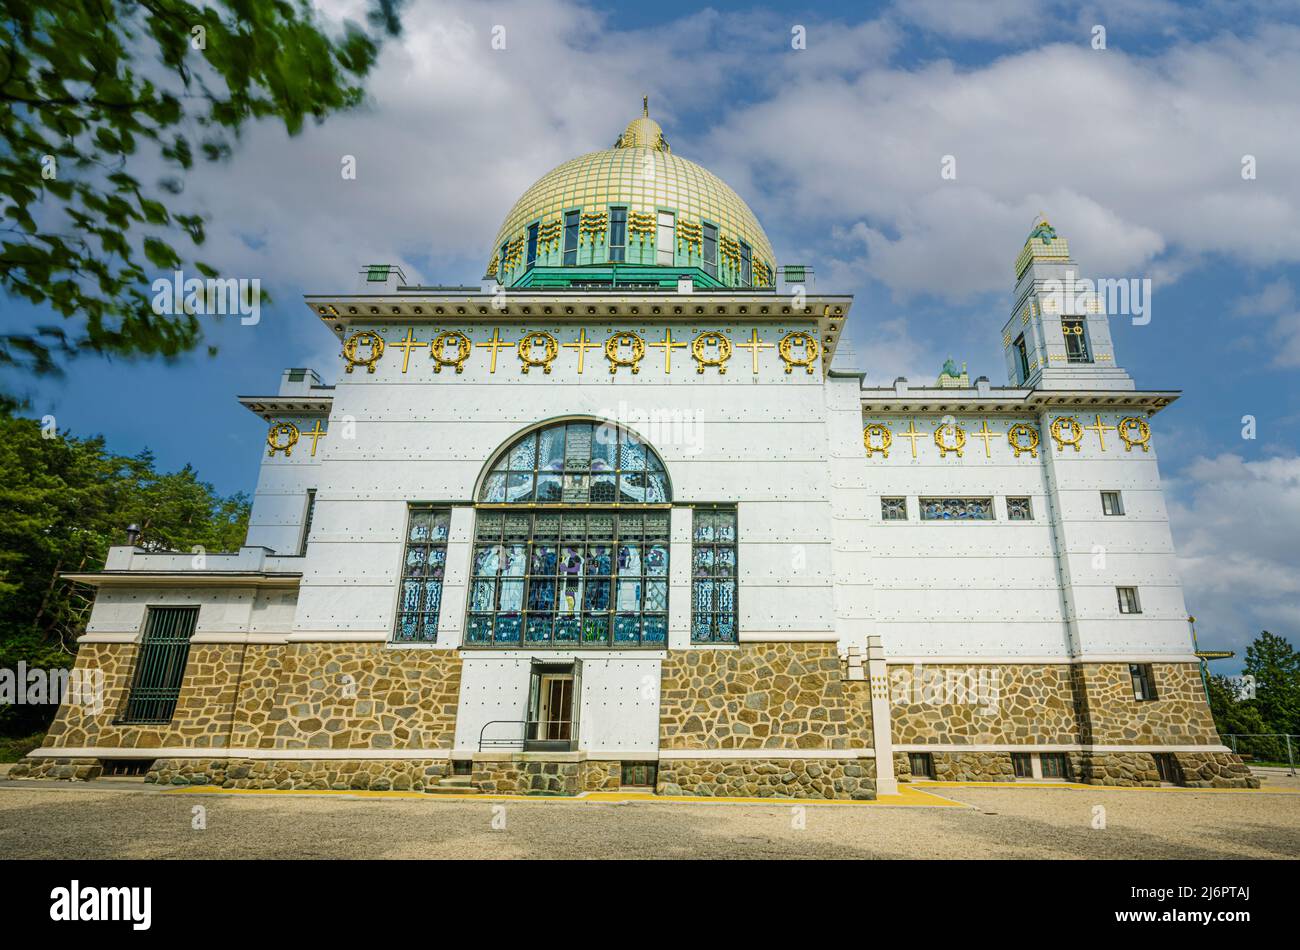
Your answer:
881,497 -> 907,521
919,498 -> 994,521
392,507 -> 450,643
692,506 -> 737,643
479,421 -> 670,506
1007,497 -> 1033,520
465,509 -> 669,648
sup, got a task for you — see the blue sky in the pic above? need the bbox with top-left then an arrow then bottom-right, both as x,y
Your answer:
3,0 -> 1299,667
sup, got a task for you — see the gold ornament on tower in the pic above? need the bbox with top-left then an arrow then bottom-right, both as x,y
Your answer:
777,331 -> 820,374
934,422 -> 966,458
863,423 -> 892,458
605,332 -> 645,374
1007,423 -> 1040,458
266,422 -> 300,457
1118,416 -> 1152,452
430,331 -> 472,373
517,331 -> 559,374
1050,416 -> 1084,452
342,331 -> 385,374
692,332 -> 732,374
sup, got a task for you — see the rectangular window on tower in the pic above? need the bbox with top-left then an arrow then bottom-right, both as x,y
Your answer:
656,211 -> 675,266
1117,586 -> 1142,615
298,489 -> 316,556
608,207 -> 627,263
119,606 -> 199,724
1101,491 -> 1125,516
1006,497 -> 1033,521
692,506 -> 738,643
563,210 -> 580,266
1063,319 -> 1091,362
1014,334 -> 1031,382
499,241 -> 509,277
526,222 -> 539,268
881,497 -> 907,521
702,223 -> 718,277
393,507 -> 451,643
739,241 -> 752,286
1130,663 -> 1158,701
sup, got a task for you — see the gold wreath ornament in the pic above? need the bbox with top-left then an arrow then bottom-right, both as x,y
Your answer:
517,331 -> 559,374
430,331 -> 471,374
778,331 -> 820,374
692,332 -> 732,374
266,422 -> 300,457
605,332 -> 645,375
1050,416 -> 1084,452
1117,416 -> 1152,453
1007,423 -> 1040,458
342,331 -> 385,374
934,422 -> 966,458
863,423 -> 892,458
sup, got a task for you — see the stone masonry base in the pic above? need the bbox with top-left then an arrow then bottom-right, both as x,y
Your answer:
893,750 -> 1258,788
656,757 -> 876,799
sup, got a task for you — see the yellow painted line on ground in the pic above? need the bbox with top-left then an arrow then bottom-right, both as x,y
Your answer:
160,783 -> 965,807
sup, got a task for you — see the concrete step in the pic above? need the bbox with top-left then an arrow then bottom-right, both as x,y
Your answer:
427,776 -> 479,795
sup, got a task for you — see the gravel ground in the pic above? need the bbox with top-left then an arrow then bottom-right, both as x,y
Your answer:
1,776 -> 1297,859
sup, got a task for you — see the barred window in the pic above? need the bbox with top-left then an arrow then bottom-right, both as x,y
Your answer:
1117,586 -> 1142,615
1011,752 -> 1033,778
119,606 -> 198,724
393,507 -> 450,643
881,497 -> 907,521
1101,491 -> 1125,516
692,507 -> 737,643
919,497 -> 994,521
1007,497 -> 1033,521
1040,753 -> 1070,779
1063,319 -> 1091,362
908,752 -> 934,779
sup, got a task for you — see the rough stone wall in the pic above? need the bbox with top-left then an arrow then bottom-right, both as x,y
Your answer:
8,756 -> 102,781
581,760 -> 620,791
659,643 -> 872,751
471,758 -> 580,795
41,642 -> 249,750
144,757 -> 451,791
889,664 -> 1079,745
894,750 -> 1016,782
1075,663 -> 1220,745
656,757 -> 875,799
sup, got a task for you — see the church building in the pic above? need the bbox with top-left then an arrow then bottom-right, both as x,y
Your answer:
16,105 -> 1256,796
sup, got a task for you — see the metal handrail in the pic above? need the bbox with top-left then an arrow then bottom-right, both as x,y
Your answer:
478,719 -> 575,751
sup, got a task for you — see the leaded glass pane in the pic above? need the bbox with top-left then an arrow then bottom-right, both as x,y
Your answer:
919,497 -> 994,521
565,423 -> 593,470
508,433 -> 537,470
536,473 -> 563,502
692,507 -> 738,643
506,472 -> 533,503
392,506 -> 451,644
482,473 -> 507,504
591,475 -> 616,503
538,426 -> 566,472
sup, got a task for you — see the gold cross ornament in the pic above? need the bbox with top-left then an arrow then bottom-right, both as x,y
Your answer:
898,421 -> 925,458
1084,413 -> 1116,451
972,420 -> 997,458
563,328 -> 600,374
476,328 -> 513,374
735,329 -> 773,374
392,329 -> 427,374
647,329 -> 687,373
305,420 -> 327,457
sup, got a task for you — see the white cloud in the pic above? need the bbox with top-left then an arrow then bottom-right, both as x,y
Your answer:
1168,454 -> 1300,654
1230,277 -> 1300,367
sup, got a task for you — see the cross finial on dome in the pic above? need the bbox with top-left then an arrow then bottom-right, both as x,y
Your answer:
643,95 -> 649,117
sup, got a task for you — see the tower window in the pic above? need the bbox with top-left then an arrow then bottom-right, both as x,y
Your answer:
608,207 -> 627,263
563,210 -> 580,266
499,241 -> 509,278
740,240 -> 752,287
881,497 -> 907,521
299,489 -> 316,556
1014,334 -> 1030,382
702,223 -> 718,277
1063,319 -> 1091,362
1129,663 -> 1158,701
656,211 -> 675,266
1117,587 -> 1142,615
1101,491 -> 1125,516
119,606 -> 199,724
1007,497 -> 1033,521
526,222 -> 539,268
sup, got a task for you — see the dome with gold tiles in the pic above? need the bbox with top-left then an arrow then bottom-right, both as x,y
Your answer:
487,102 -> 776,289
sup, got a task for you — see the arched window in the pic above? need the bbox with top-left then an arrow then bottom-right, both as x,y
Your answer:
468,420 -> 670,649
478,420 -> 670,505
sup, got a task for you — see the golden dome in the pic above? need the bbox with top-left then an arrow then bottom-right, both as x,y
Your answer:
488,103 -> 776,287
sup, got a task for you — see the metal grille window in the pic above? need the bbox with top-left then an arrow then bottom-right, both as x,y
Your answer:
908,752 -> 935,779
1063,319 -> 1091,362
702,223 -> 718,276
119,607 -> 198,724
563,210 -> 580,266
920,498 -> 994,521
692,506 -> 738,643
299,489 -> 316,556
393,507 -> 451,643
1040,753 -> 1070,779
466,509 -> 669,648
1007,497 -> 1033,521
1011,752 -> 1033,778
881,497 -> 907,521
1129,663 -> 1158,701
608,207 -> 627,263
1101,490 -> 1125,516
1117,586 -> 1142,615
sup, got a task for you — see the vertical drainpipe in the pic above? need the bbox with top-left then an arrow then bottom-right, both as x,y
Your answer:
866,635 -> 897,796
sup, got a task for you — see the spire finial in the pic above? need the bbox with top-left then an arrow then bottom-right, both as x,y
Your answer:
643,95 -> 649,117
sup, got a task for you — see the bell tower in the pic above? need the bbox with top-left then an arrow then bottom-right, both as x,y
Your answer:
1000,217 -> 1135,391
